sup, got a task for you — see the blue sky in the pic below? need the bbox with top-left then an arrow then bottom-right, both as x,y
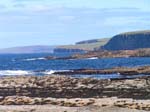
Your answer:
0,0 -> 150,48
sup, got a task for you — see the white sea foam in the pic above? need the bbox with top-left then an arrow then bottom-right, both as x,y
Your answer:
0,69 -> 72,76
0,70 -> 32,76
43,70 -> 56,75
69,57 -> 98,60
23,57 -> 45,61
43,70 -> 71,75
86,57 -> 98,60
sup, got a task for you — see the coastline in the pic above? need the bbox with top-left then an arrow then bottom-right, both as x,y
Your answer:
53,66 -> 150,76
46,48 -> 150,60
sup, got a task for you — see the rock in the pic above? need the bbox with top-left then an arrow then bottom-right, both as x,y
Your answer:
0,74 -> 149,98
53,66 -> 150,76
49,49 -> 150,60
45,56 -> 56,60
54,48 -> 85,53
101,30 -> 150,51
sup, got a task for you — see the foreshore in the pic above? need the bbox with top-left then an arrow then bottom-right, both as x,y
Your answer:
53,66 -> 150,76
0,74 -> 150,112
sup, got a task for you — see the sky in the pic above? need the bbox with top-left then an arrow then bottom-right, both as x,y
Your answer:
0,0 -> 150,48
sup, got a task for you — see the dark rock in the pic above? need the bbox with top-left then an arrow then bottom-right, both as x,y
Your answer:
0,73 -> 149,99
54,66 -> 150,76
101,30 -> 150,51
54,48 -> 85,53
45,56 -> 56,60
76,39 -> 99,44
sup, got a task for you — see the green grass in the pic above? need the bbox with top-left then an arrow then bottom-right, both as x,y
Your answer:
119,30 -> 150,35
57,38 -> 110,51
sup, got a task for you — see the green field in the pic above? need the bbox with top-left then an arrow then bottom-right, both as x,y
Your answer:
119,30 -> 150,35
56,38 -> 110,51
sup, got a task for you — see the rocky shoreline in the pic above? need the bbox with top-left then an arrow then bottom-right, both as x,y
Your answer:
0,75 -> 149,111
45,48 -> 150,60
0,74 -> 150,98
1,96 -> 150,111
53,66 -> 150,76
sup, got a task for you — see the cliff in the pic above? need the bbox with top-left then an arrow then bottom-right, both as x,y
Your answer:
102,30 -> 150,50
54,38 -> 110,53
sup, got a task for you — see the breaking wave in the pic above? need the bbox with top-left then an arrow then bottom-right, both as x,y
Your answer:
42,70 -> 56,75
43,70 -> 71,75
86,57 -> 98,60
23,57 -> 46,61
0,69 -> 71,76
0,70 -> 33,76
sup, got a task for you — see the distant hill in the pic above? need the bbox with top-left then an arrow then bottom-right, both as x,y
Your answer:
76,39 -> 100,44
54,38 -> 110,53
0,45 -> 55,54
101,30 -> 150,51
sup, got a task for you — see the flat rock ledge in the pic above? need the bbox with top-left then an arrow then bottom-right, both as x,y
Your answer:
0,75 -> 150,111
54,66 -> 150,76
0,75 -> 150,98
0,96 -> 150,111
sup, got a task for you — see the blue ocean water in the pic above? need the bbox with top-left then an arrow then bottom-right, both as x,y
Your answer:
0,53 -> 150,79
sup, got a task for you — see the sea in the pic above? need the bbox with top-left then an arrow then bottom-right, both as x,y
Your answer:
0,53 -> 150,79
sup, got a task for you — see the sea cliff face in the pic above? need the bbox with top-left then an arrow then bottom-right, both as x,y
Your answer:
102,31 -> 150,50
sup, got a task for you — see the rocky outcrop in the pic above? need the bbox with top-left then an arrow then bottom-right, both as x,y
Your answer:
0,74 -> 150,99
0,96 -> 95,106
0,76 -> 110,98
53,66 -> 150,76
102,30 -> 150,50
76,39 -> 99,44
1,98 -> 150,111
46,48 -> 150,60
54,48 -> 85,53
0,75 -> 150,111
1,96 -> 150,111
46,50 -> 132,60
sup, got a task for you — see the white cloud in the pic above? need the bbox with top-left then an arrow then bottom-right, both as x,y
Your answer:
104,16 -> 150,26
58,15 -> 75,22
28,5 -> 50,12
0,4 -> 6,9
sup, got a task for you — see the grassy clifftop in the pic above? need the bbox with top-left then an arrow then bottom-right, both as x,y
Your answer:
55,38 -> 110,51
119,30 -> 150,35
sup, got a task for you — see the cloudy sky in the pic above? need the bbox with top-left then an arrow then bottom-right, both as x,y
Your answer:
0,0 -> 150,48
